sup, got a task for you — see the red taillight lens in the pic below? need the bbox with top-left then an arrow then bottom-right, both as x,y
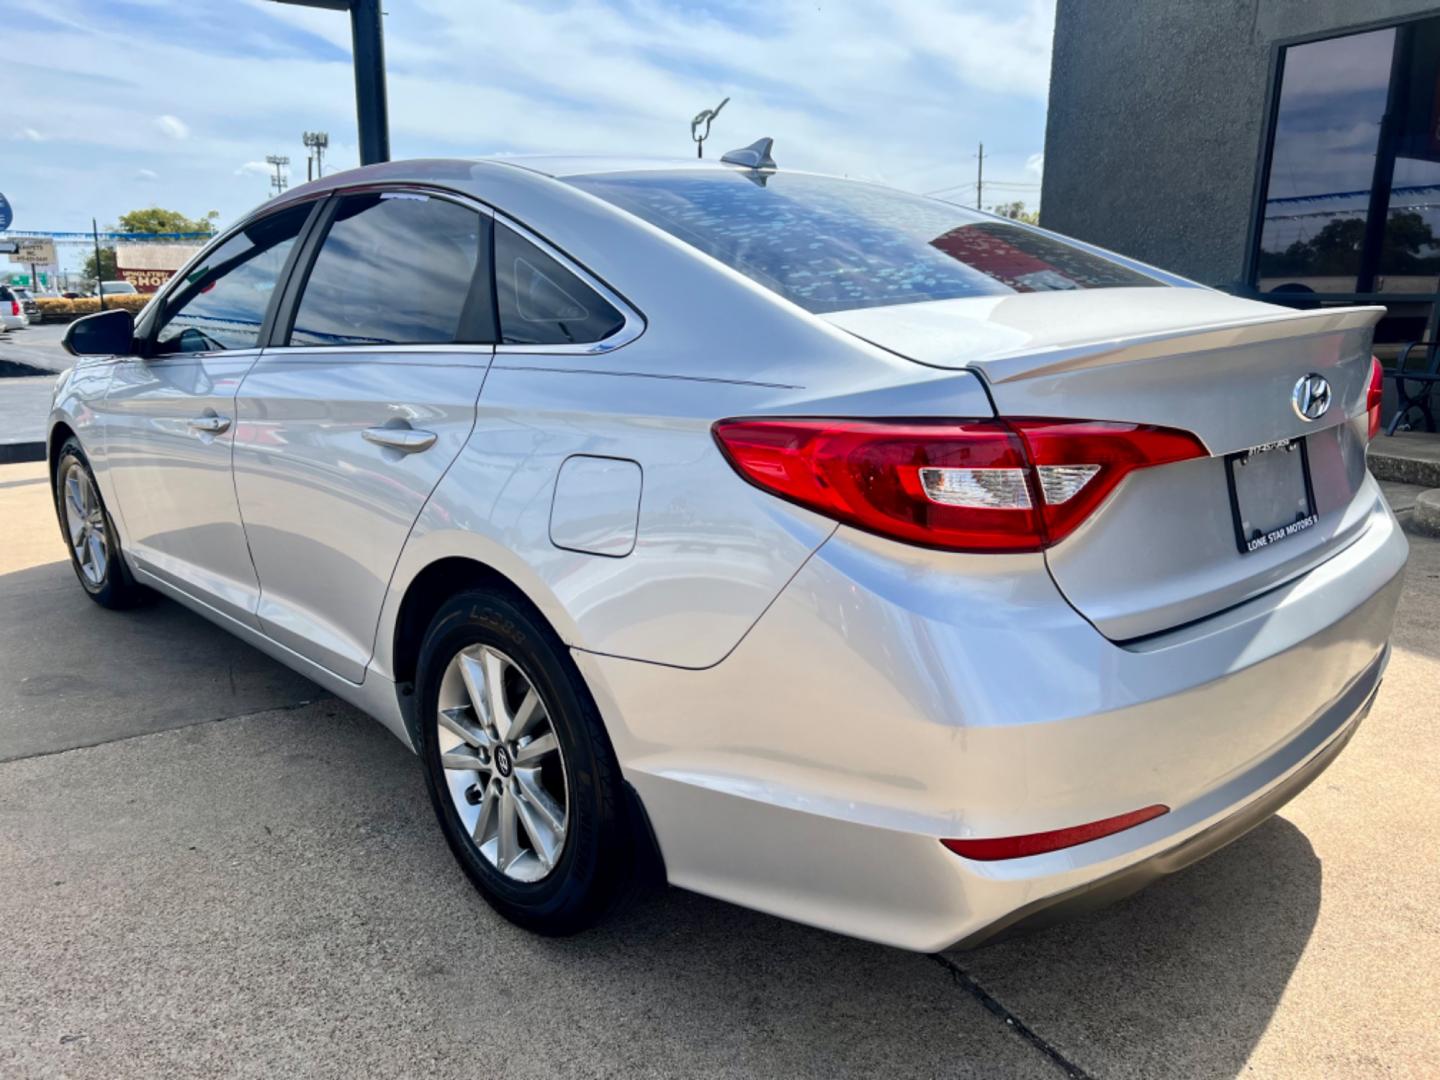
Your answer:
1368,355 -> 1384,440
712,417 -> 1207,553
8,300 -> 17,317
941,804 -> 1170,861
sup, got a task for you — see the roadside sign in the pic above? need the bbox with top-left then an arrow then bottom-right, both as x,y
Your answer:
8,238 -> 55,264
0,193 -> 11,231
0,241 -> 17,254
11,274 -> 30,287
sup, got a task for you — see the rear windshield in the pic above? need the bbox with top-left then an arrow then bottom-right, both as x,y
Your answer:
568,170 -> 1161,314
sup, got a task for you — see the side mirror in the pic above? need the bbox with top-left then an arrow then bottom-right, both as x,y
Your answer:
63,308 -> 136,357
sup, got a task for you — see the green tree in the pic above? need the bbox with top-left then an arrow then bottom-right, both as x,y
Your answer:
117,207 -> 219,235
989,201 -> 1039,224
82,246 -> 117,283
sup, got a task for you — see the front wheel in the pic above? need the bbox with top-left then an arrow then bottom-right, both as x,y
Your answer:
53,438 -> 149,609
416,589 -> 640,935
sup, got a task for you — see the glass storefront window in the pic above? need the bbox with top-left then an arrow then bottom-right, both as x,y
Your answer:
1379,18 -> 1440,300
1255,28 -> 1395,295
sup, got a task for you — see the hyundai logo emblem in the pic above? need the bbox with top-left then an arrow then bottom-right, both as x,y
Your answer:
1291,373 -> 1332,422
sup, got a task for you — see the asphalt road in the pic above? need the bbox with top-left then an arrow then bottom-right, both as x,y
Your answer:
0,323 -> 69,450
1,459 -> 1437,1078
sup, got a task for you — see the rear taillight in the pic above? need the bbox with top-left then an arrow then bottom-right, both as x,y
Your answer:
8,300 -> 17,317
712,417 -> 1208,553
1368,355 -> 1384,440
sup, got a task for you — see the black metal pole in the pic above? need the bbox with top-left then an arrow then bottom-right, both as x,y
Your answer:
350,0 -> 390,164
93,218 -> 105,311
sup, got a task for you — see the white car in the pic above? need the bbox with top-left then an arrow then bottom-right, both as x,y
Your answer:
0,284 -> 30,331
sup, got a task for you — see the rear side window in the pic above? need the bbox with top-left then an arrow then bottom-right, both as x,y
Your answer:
288,192 -> 492,348
153,202 -> 311,355
568,171 -> 1162,314
495,223 -> 624,346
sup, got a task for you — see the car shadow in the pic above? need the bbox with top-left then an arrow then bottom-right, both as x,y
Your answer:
952,815 -> 1321,1077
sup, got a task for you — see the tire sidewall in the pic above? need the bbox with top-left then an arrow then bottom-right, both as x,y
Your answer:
416,591 -> 623,932
54,440 -> 124,603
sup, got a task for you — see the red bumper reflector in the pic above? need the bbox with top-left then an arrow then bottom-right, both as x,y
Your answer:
941,804 -> 1170,861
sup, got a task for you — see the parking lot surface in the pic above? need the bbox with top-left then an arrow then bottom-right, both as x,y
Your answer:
1,458 -> 1437,1078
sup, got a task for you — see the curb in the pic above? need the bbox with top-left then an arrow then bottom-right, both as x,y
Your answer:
1367,446 -> 1440,488
0,441 -> 46,465
1412,489 -> 1440,538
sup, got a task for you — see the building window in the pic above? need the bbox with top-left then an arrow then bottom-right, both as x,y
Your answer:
1255,17 -> 1440,348
1255,28 -> 1394,296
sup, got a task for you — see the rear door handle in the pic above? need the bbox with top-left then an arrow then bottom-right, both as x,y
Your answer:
188,415 -> 231,434
362,426 -> 438,454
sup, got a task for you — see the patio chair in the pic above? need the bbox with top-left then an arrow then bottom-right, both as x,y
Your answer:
1386,340 -> 1440,435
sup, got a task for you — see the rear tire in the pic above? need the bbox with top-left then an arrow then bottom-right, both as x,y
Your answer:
416,589 -> 639,935
53,437 -> 149,610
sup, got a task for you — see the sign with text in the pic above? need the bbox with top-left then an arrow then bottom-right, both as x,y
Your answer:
0,192 -> 11,231
8,238 -> 55,265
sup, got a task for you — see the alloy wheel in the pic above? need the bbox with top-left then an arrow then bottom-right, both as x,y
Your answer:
61,463 -> 108,587
436,644 -> 570,883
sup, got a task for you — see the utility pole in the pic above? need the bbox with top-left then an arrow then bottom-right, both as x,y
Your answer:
92,218 -> 104,310
976,142 -> 985,210
304,131 -> 329,181
266,154 -> 290,196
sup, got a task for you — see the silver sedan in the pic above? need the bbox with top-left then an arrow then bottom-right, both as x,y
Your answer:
49,148 -> 1404,950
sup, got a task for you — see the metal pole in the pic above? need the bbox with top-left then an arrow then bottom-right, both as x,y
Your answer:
93,218 -> 104,311
976,142 -> 984,210
350,0 -> 390,164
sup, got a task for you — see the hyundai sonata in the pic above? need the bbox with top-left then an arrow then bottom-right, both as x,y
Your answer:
50,143 -> 1403,950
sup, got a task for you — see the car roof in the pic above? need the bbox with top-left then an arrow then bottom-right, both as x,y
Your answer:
490,155 -> 744,179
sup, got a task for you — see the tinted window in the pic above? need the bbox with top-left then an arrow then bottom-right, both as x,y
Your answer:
1255,29 -> 1395,293
289,193 -> 489,347
495,223 -> 625,345
569,171 -> 1159,314
154,204 -> 310,355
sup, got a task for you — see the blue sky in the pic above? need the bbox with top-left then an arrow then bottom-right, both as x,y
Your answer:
0,0 -> 1053,251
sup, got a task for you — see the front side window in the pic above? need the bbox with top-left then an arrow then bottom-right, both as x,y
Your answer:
494,223 -> 625,346
569,171 -> 1160,315
288,192 -> 490,348
153,204 -> 311,355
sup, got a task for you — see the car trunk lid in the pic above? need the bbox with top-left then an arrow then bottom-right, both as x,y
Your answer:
824,288 -> 1385,640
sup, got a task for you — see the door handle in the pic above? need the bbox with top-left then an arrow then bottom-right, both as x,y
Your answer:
188,415 -> 231,434
362,426 -> 438,453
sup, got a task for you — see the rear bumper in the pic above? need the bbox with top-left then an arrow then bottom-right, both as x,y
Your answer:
577,495 -> 1406,952
951,648 -> 1381,949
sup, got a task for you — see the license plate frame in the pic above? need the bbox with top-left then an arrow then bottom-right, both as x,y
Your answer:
1224,437 -> 1318,556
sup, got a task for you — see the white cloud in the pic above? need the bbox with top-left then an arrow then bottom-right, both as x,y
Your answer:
15,126 -> 45,142
1026,152 -> 1045,177
3,0 -> 1055,245
153,114 -> 190,140
135,168 -> 159,181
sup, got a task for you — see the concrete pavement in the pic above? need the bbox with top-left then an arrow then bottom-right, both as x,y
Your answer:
1,459 -> 1437,1078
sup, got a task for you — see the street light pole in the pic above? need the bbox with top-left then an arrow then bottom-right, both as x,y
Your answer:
272,0 -> 390,165
350,0 -> 389,165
